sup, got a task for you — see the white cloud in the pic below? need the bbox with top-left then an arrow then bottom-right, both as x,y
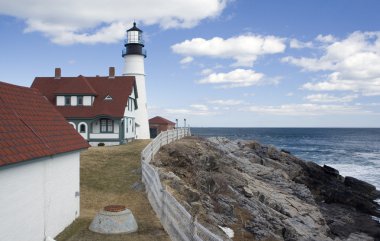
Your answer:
197,68 -> 267,88
243,103 -> 371,116
286,92 -> 294,97
315,34 -> 337,43
165,105 -> 217,116
200,68 -> 214,75
172,34 -> 286,67
305,94 -> 358,103
190,104 -> 209,111
208,99 -> 243,105
0,0 -> 228,45
180,56 -> 194,64
283,31 -> 380,96
290,39 -> 313,49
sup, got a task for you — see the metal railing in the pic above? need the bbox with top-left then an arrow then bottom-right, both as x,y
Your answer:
122,48 -> 147,58
141,128 -> 226,241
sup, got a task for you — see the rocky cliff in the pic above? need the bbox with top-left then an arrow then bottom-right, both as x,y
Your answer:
152,136 -> 380,241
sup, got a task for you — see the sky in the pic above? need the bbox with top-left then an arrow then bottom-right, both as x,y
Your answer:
1,0 -> 380,127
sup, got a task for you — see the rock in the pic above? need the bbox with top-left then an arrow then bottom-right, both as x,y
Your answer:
281,149 -> 291,154
346,232 -> 374,241
242,186 -> 254,198
152,136 -> 380,241
322,165 -> 340,177
344,176 -> 376,195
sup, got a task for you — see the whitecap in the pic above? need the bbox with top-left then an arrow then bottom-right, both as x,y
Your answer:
323,163 -> 380,190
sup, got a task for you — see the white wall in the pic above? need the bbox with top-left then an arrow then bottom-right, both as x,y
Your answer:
114,122 -> 119,133
56,96 -> 65,106
92,120 -> 100,133
123,55 -> 145,75
123,54 -> 149,139
89,133 -> 119,139
0,151 -> 81,241
132,75 -> 149,139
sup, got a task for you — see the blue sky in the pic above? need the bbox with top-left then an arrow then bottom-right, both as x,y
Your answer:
1,0 -> 380,127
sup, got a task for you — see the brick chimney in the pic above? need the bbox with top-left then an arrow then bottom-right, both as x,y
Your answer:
109,67 -> 115,78
54,68 -> 61,79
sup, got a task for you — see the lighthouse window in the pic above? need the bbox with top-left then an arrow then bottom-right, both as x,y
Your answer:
128,31 -> 139,43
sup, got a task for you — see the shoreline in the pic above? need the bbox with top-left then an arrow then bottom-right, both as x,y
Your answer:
152,136 -> 380,240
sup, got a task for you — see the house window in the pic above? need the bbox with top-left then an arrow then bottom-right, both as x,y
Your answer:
100,119 -> 113,133
79,124 -> 86,133
128,99 -> 132,111
78,96 -> 83,106
65,96 -> 71,106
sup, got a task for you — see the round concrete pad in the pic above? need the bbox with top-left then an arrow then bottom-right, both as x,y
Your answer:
89,208 -> 138,234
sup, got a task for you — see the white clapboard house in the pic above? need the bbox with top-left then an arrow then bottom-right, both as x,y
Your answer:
0,81 -> 89,241
32,67 -> 139,146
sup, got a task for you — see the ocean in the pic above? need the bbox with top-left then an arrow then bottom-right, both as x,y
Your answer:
191,128 -> 380,190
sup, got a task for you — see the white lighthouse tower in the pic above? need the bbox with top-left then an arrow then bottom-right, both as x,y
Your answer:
122,22 -> 150,139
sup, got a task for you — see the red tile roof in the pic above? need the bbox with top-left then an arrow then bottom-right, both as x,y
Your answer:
54,75 -> 97,95
0,81 -> 90,167
32,76 -> 137,118
149,116 -> 176,125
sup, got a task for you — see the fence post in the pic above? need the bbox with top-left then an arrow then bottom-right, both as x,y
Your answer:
160,185 -> 167,225
190,204 -> 200,241
151,143 -> 154,161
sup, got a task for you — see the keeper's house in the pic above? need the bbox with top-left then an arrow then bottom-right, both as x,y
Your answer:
32,67 -> 138,146
149,116 -> 176,138
0,81 -> 89,241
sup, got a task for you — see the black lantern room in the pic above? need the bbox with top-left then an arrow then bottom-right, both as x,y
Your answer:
122,22 -> 147,58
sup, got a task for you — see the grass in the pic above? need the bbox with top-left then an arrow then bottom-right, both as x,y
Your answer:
55,140 -> 171,241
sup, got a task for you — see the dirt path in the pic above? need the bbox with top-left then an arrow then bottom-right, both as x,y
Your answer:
56,140 -> 170,241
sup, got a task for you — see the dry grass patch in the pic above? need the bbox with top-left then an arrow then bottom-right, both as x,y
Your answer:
56,140 -> 170,241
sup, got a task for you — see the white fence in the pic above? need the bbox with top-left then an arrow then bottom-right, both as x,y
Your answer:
141,128 -> 225,241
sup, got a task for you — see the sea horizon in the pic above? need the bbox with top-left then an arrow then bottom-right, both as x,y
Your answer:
190,127 -> 380,190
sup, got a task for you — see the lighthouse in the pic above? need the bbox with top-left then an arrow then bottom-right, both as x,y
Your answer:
122,22 -> 150,139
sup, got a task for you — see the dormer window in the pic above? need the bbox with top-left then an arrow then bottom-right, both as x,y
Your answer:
105,95 -> 113,101
65,96 -> 71,106
78,96 -> 83,105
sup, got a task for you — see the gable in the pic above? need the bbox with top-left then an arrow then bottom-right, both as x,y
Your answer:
149,116 -> 176,125
32,76 -> 137,118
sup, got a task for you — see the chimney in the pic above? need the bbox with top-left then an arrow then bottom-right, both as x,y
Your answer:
55,68 -> 61,79
109,67 -> 115,78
